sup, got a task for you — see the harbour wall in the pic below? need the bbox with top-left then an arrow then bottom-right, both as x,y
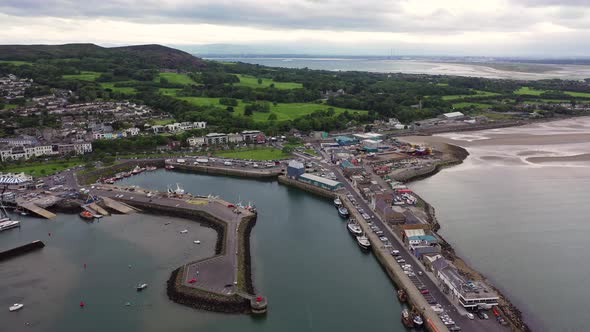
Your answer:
340,196 -> 449,332
277,175 -> 337,199
113,195 -> 261,313
0,240 -> 45,262
170,163 -> 282,179
77,159 -> 165,185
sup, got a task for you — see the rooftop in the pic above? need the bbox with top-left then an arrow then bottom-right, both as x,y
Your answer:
299,173 -> 342,187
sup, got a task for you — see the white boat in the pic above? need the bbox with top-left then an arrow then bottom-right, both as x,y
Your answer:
356,235 -> 371,250
136,283 -> 148,291
9,303 -> 23,312
333,198 -> 342,207
413,313 -> 424,327
347,222 -> 363,236
338,207 -> 349,218
174,183 -> 185,195
193,240 -> 201,244
180,229 -> 188,234
0,220 -> 20,232
93,214 -> 103,219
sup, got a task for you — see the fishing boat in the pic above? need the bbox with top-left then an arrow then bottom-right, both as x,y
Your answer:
337,207 -> 349,218
333,197 -> 342,207
146,166 -> 157,171
79,211 -> 94,220
413,312 -> 424,328
131,166 -> 142,175
136,283 -> 148,291
356,235 -> 371,250
397,289 -> 408,302
401,309 -> 414,328
165,165 -> 174,170
9,303 -> 24,312
347,221 -> 363,236
180,229 -> 188,234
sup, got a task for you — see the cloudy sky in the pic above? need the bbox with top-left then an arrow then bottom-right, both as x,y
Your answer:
0,0 -> 589,56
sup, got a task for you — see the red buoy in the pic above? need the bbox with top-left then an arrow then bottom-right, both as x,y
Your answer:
80,301 -> 85,308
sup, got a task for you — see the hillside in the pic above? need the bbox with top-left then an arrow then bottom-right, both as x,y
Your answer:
0,43 -> 205,69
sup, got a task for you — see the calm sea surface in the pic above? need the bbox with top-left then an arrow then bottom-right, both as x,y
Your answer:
208,57 -> 590,80
408,118 -> 590,332
0,171 -> 404,332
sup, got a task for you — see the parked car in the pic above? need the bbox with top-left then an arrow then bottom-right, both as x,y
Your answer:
420,289 -> 430,295
466,313 -> 474,320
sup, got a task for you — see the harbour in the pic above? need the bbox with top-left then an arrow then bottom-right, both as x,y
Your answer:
0,170 -> 406,332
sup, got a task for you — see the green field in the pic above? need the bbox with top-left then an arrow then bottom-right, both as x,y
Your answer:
214,148 -> 291,160
100,82 -> 136,94
156,72 -> 196,85
150,118 -> 176,125
564,91 -> 590,98
1,161 -> 82,176
62,71 -> 102,81
179,96 -> 366,122
234,74 -> 303,90
158,88 -> 182,96
452,102 -> 492,109
1,104 -> 18,110
0,60 -> 32,65
471,112 -> 518,120
514,87 -> 546,96
442,90 -> 499,101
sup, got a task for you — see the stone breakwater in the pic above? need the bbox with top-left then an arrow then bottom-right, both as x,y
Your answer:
0,240 -> 45,262
169,163 -> 282,179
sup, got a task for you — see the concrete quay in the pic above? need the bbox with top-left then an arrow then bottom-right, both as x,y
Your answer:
88,184 -> 264,314
166,160 -> 283,179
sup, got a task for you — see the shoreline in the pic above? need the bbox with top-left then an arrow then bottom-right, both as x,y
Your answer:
402,142 -> 532,332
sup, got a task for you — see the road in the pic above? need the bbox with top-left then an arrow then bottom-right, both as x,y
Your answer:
308,148 -> 505,332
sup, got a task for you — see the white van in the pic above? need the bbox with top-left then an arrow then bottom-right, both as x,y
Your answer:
224,161 -> 233,166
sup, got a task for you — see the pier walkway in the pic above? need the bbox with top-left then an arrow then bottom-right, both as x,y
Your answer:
18,202 -> 56,219
89,185 -> 253,296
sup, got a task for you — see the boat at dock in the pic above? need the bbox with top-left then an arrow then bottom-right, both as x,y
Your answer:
337,207 -> 349,218
146,166 -> 157,171
79,211 -> 94,220
0,220 -> 21,232
356,235 -> 371,250
413,312 -> 424,328
9,303 -> 24,312
347,221 -> 363,236
397,289 -> 408,302
131,166 -> 143,175
401,309 -> 414,328
136,283 -> 148,291
334,198 -> 342,207
165,165 -> 174,170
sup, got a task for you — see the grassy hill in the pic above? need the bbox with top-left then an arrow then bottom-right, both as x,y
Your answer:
0,43 -> 205,69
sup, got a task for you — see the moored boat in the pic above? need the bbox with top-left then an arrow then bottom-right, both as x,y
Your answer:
347,221 -> 363,236
131,165 -> 142,175
136,283 -> 148,291
413,312 -> 424,328
334,197 -> 342,207
9,303 -> 24,312
356,235 -> 371,250
401,309 -> 414,328
165,165 -> 174,170
0,220 -> 20,232
397,289 -> 408,302
337,207 -> 349,218
79,211 -> 94,220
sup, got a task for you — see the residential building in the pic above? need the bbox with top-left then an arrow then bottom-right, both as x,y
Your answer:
187,136 -> 206,147
205,133 -> 228,145
152,125 -> 166,134
241,130 -> 262,142
228,133 -> 244,143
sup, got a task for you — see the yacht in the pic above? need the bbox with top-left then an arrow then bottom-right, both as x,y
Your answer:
356,235 -> 371,250
131,166 -> 142,175
333,198 -> 342,207
136,283 -> 148,291
337,207 -> 349,218
347,221 -> 363,236
174,183 -> 185,195
0,220 -> 21,231
9,303 -> 24,312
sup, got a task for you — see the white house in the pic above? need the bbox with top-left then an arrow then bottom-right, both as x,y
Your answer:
187,136 -> 206,147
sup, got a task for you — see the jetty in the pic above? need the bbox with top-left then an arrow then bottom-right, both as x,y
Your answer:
88,184 -> 265,314
0,240 -> 45,262
18,202 -> 56,219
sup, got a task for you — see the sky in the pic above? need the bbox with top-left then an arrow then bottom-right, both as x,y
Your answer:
0,0 -> 589,56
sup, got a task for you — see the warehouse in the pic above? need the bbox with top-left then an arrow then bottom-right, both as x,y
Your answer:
298,173 -> 342,191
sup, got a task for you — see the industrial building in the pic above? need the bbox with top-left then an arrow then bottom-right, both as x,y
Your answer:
436,261 -> 499,309
287,160 -> 305,179
298,173 -> 342,191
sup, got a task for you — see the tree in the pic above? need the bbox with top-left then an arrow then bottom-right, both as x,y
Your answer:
268,113 -> 278,121
257,78 -> 263,85
244,107 -> 253,116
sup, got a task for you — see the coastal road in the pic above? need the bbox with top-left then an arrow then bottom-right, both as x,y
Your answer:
308,150 -> 505,332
